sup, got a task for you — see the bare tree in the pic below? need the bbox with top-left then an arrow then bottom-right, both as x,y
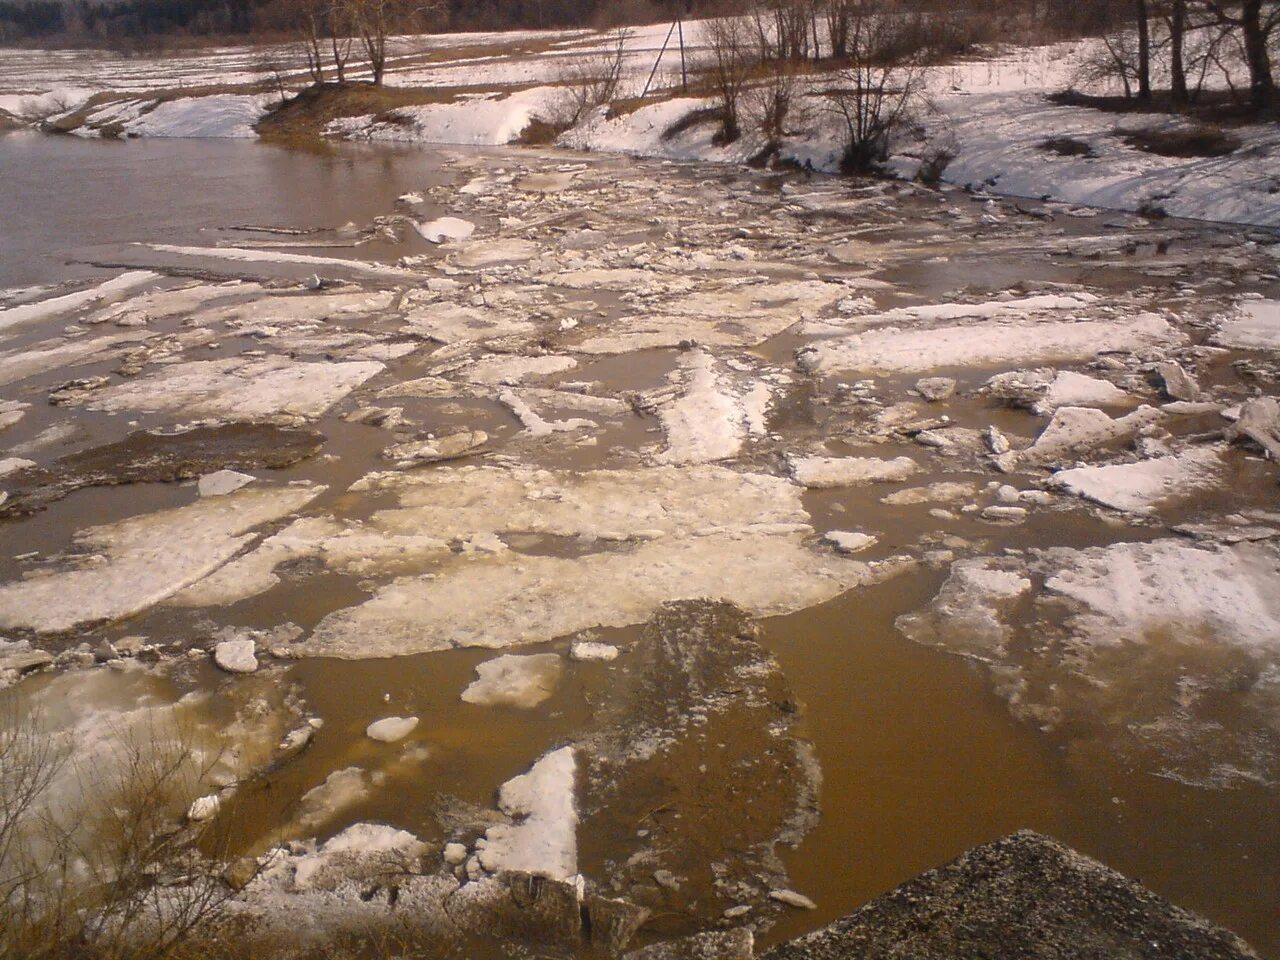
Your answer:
704,15 -> 757,145
1136,0 -> 1153,98
745,48 -> 811,144
350,0 -> 442,86
0,701 -> 250,960
1204,0 -> 1278,109
1074,26 -> 1147,97
555,27 -> 632,126
820,7 -> 927,172
293,0 -> 328,84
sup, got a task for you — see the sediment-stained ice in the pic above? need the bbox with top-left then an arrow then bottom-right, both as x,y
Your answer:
1214,300 -> 1280,351
292,533 -> 887,658
801,314 -> 1181,375
461,653 -> 563,708
0,485 -> 323,632
82,355 -> 385,421
1050,446 -> 1226,513
898,539 -> 1280,786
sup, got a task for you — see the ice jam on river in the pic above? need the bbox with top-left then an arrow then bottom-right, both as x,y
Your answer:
1,136 -> 1278,958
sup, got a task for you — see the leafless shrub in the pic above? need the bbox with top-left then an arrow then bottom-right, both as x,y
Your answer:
552,27 -> 632,128
1039,135 -> 1098,157
744,52 -> 812,144
820,10 -> 928,173
704,15 -> 757,145
915,146 -> 955,187
1072,29 -> 1148,98
1122,122 -> 1241,156
17,91 -> 75,124
0,697 -> 249,960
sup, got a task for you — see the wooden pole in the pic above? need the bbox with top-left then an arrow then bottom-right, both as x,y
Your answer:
641,19 -> 678,99
678,18 -> 687,92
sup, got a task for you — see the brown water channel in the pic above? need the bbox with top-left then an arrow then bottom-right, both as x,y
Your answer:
1,134 -> 1278,956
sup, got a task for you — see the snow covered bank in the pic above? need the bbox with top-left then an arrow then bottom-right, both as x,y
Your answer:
9,23 -> 1280,226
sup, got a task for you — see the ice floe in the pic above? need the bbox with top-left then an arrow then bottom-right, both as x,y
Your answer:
475,745 -> 578,879
82,355 -> 384,421
1050,447 -> 1226,513
0,485 -> 323,632
461,653 -> 563,708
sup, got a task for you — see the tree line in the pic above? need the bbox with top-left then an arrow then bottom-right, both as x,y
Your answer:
0,0 -> 688,43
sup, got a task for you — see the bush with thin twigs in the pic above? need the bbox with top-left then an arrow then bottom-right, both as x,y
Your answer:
1121,122 -> 1241,156
820,10 -> 929,174
549,26 -> 632,129
0,698 -> 251,960
1039,135 -> 1098,157
703,15 -> 756,146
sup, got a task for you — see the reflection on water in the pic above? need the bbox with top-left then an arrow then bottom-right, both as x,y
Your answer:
0,133 -> 456,288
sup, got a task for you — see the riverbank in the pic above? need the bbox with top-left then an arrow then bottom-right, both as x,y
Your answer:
2,22 -> 1279,227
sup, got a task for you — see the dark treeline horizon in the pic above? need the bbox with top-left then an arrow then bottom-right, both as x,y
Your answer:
0,0 -> 702,43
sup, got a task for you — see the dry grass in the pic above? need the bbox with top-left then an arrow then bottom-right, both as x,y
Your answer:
254,81 -> 486,144
1121,124 -> 1242,158
1038,136 -> 1097,158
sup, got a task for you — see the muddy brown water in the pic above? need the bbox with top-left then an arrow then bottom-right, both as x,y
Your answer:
2,135 -> 1279,956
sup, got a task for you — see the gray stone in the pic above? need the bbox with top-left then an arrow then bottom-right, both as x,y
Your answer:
761,831 -> 1259,960
585,894 -> 651,955
1155,361 -> 1201,402
624,928 -> 754,960
1227,397 -> 1280,461
916,377 -> 957,402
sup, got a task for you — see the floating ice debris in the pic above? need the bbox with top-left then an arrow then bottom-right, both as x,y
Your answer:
1051,447 -> 1226,513
187,794 -> 222,822
461,654 -> 563,709
769,889 -> 818,910
475,746 -> 578,880
198,469 -> 256,497
1214,300 -> 1280,351
570,641 -> 619,662
824,531 -> 878,553
365,716 -> 419,742
416,217 -> 476,244
789,456 -> 918,488
214,638 -> 258,674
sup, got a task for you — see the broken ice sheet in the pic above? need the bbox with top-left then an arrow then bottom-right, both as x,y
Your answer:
898,540 -> 1280,786
801,313 -> 1181,376
1050,446 -> 1227,514
80,355 -> 385,421
290,533 -> 893,659
0,485 -> 324,633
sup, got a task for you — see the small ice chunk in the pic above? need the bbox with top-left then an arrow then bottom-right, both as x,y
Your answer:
462,654 -> 563,709
213,638 -> 258,674
476,746 -> 577,879
570,641 -> 619,662
790,455 -> 918,488
443,842 -> 468,865
0,457 -> 34,478
187,794 -> 222,822
769,889 -> 817,910
198,469 -> 255,497
824,530 -> 877,554
417,217 -> 475,244
365,716 -> 419,742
